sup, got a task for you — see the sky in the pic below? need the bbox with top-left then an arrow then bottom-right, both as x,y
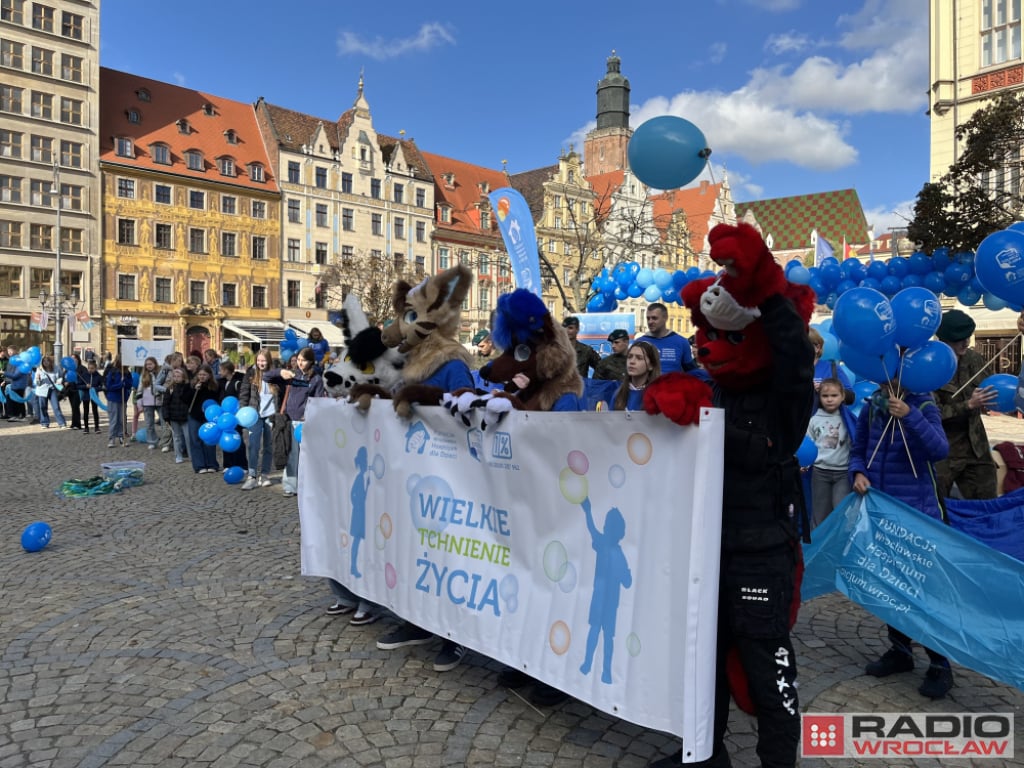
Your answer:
100,0 -> 928,239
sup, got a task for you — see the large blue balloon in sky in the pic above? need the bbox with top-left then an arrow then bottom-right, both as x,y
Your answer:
975,228 -> 1024,306
627,116 -> 709,190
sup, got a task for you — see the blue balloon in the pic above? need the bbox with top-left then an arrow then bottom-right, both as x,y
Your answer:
836,279 -> 857,295
236,406 -> 259,429
685,266 -> 701,280
839,341 -> 901,384
890,287 -> 942,349
627,115 -> 709,190
220,395 -> 239,414
586,295 -> 605,312
817,318 -> 833,334
982,292 -> 1010,311
65,369 -> 77,384
614,287 -> 629,301
785,259 -> 803,277
219,430 -> 241,452
824,292 -> 838,310
643,284 -> 662,302
820,332 -> 840,362
931,247 -> 951,270
866,260 -> 889,281
900,274 -> 923,289
61,356 -> 75,371
888,257 -> 909,278
796,435 -> 818,468
204,402 -> 223,422
819,256 -> 840,269
293,421 -> 303,444
980,373 -> 1018,413
198,421 -> 222,446
672,270 -> 689,290
216,412 -> 238,431
653,268 -> 672,289
908,252 -> 932,275
661,287 -> 680,305
613,264 -> 631,286
131,372 -> 140,389
808,276 -> 826,300
134,426 -> 147,444
957,284 -> 982,306
899,341 -> 957,393
820,263 -> 841,289
860,277 -> 881,291
25,346 -> 41,367
832,287 -> 896,355
840,258 -> 861,279
789,266 -> 811,285
636,268 -> 655,289
879,276 -> 902,296
974,228 -> 1024,305
923,272 -> 946,294
224,466 -> 246,484
21,521 -> 52,553
1009,222 -> 1024,233
944,262 -> 973,288
626,283 -> 644,299
280,348 -> 295,363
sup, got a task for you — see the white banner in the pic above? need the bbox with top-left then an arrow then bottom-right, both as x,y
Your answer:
119,339 -> 176,367
299,400 -> 724,757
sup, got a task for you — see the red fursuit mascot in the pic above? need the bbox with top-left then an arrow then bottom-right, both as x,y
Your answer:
646,222 -> 815,768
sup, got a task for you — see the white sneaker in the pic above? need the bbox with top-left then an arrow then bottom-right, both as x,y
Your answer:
175,457 -> 185,464
148,444 -> 156,450
161,446 -> 171,453
241,476 -> 258,490
107,440 -> 115,448
258,476 -> 272,487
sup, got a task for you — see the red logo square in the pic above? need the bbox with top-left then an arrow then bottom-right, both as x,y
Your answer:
802,715 -> 844,757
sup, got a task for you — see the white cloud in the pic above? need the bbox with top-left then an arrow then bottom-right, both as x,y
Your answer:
863,199 -> 916,236
337,22 -> 455,61
172,72 -> 186,86
764,31 -> 812,55
708,42 -> 727,65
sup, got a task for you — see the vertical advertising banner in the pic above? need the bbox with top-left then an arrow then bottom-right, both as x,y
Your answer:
299,400 -> 724,757
489,187 -> 541,296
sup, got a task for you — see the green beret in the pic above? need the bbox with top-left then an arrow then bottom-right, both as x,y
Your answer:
472,330 -> 490,345
936,309 -> 975,342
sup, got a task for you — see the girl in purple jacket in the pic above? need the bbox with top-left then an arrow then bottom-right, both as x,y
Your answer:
850,382 -> 951,699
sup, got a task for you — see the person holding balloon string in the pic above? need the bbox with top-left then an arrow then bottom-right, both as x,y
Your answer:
33,354 -> 68,429
849,375 -> 954,699
163,366 -> 191,463
217,361 -> 249,474
238,348 -> 279,490
78,357 -> 104,434
64,353 -> 84,430
186,364 -> 221,474
3,348 -> 30,422
931,310 -> 999,501
264,346 -> 326,498
104,356 -> 134,448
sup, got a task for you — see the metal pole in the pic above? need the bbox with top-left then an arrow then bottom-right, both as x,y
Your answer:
52,160 -> 63,362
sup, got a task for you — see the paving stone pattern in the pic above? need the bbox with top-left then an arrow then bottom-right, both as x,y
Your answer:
1,412 -> 1022,767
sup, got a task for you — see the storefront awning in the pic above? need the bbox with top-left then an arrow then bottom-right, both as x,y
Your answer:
222,320 -> 287,346
286,319 -> 346,348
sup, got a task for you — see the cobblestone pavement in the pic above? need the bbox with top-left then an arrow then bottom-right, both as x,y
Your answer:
1,411 -> 1022,768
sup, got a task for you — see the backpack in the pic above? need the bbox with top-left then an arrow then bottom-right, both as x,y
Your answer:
271,413 -> 292,470
994,441 -> 1024,494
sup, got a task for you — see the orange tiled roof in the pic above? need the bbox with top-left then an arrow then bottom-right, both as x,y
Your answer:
419,151 -> 509,237
99,67 -> 278,193
653,180 -> 723,255
261,101 -> 352,155
587,170 -> 626,223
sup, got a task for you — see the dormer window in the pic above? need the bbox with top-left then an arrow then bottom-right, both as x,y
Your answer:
439,205 -> 451,224
480,210 -> 490,230
202,103 -> 215,116
249,163 -> 265,182
219,157 -> 235,176
478,181 -> 489,194
223,129 -> 237,144
126,109 -> 141,124
150,143 -> 170,165
185,150 -> 203,171
136,88 -> 150,102
176,118 -> 190,135
115,137 -> 133,158
442,173 -> 455,188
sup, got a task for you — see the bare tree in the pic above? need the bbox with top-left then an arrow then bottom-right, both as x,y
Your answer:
315,250 -> 425,327
539,182 -> 697,312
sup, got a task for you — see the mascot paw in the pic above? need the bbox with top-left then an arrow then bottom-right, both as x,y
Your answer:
350,392 -> 375,412
481,393 -> 516,430
393,398 -> 414,420
642,372 -> 712,426
446,390 -> 487,427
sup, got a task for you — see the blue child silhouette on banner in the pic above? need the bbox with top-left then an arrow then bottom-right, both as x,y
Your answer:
349,447 -> 371,579
579,496 -> 632,684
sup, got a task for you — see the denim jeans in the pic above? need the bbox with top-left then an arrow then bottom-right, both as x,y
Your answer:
282,427 -> 301,493
37,390 -> 66,427
246,417 -> 273,478
169,420 -> 188,460
142,405 -> 157,445
187,415 -> 219,472
108,401 -> 124,440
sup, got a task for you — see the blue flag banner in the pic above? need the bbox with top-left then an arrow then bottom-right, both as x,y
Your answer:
803,489 -> 1024,690
945,489 -> 1024,562
489,187 -> 541,296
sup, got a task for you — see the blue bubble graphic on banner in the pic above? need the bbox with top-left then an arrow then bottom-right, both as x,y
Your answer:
408,474 -> 454,533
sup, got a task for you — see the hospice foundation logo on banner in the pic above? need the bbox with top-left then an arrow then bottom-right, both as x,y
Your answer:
802,713 -> 1013,759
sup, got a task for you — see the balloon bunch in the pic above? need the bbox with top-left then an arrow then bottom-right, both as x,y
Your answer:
59,356 -> 78,384
820,286 -> 957,394
197,397 -> 259,469
787,245 -> 1024,312
7,345 -> 41,375
586,263 -> 717,313
279,329 -> 309,363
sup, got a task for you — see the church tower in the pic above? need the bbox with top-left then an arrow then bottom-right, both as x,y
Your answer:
584,51 -> 632,176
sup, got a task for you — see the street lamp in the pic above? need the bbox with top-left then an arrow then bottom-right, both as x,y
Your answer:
39,287 -> 79,358
49,159 -> 65,360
